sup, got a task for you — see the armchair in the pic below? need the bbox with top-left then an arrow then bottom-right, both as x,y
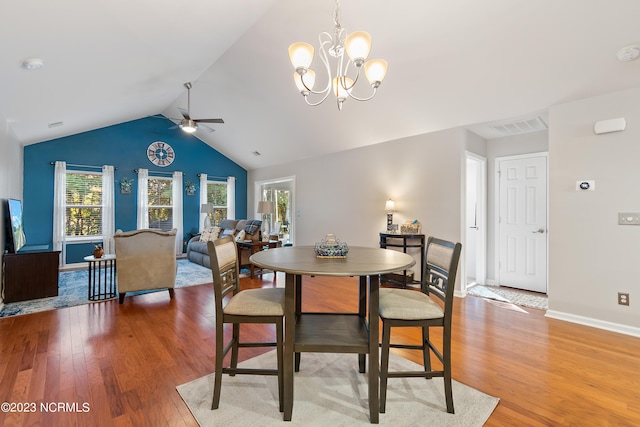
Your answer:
113,228 -> 178,304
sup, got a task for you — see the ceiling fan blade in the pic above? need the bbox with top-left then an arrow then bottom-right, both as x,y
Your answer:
178,107 -> 191,120
195,118 -> 224,124
199,124 -> 215,133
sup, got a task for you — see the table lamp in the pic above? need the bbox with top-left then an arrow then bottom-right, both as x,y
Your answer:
257,201 -> 275,239
385,199 -> 396,232
201,203 -> 214,229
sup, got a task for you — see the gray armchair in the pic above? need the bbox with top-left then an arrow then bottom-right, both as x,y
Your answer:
113,228 -> 177,304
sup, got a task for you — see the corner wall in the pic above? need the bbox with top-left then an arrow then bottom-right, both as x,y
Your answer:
548,88 -> 640,334
0,118 -> 23,304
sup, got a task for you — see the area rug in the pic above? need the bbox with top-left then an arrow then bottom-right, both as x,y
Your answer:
177,351 -> 499,426
467,284 -> 548,311
0,259 -> 213,318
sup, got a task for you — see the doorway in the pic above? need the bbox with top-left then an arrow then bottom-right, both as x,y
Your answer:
255,176 -> 295,245
496,153 -> 548,294
465,152 -> 487,289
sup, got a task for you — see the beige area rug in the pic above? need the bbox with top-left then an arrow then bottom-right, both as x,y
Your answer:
177,351 -> 499,426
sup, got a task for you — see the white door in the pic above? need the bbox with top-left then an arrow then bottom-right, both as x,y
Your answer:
498,154 -> 547,293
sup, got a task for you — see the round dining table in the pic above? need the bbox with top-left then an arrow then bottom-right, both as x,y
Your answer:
250,245 -> 416,423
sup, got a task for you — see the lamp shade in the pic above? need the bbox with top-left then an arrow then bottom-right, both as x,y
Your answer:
364,59 -> 388,85
201,203 -> 214,213
289,42 -> 314,70
257,201 -> 275,214
294,69 -> 316,93
345,31 -> 372,64
385,199 -> 395,212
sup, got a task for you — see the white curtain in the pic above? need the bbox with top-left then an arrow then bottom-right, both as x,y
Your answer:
101,165 -> 115,254
172,171 -> 184,255
199,173 -> 208,232
227,176 -> 236,219
136,168 -> 149,229
53,161 -> 66,266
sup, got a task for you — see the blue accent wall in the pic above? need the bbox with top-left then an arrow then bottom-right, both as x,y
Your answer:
23,117 -> 247,263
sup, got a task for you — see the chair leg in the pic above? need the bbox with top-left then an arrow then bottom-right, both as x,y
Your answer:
443,328 -> 454,414
118,293 -> 125,304
295,352 -> 300,372
230,323 -> 240,376
379,320 -> 391,414
212,326 -> 224,410
276,319 -> 284,413
168,288 -> 175,299
422,326 -> 433,378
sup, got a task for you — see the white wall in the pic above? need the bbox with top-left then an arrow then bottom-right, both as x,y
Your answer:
547,88 -> 640,334
0,119 -> 24,304
249,127 -> 485,291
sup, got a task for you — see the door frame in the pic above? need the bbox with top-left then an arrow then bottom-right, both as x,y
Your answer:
464,152 -> 487,291
494,151 -> 549,292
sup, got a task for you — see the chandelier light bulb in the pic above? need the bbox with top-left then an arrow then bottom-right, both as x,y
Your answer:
289,42 -> 315,72
364,59 -> 388,87
294,70 -> 316,95
345,31 -> 372,66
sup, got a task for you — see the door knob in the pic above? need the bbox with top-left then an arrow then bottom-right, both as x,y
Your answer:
532,228 -> 546,233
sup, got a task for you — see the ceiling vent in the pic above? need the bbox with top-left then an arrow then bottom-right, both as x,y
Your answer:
490,116 -> 548,136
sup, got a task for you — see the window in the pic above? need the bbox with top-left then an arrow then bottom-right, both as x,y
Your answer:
206,181 -> 228,226
65,172 -> 103,238
148,177 -> 173,231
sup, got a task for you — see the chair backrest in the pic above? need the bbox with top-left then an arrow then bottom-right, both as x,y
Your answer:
113,228 -> 178,292
422,237 -> 462,315
207,236 -> 240,313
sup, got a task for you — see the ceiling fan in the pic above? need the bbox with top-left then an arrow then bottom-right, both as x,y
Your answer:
169,82 -> 224,134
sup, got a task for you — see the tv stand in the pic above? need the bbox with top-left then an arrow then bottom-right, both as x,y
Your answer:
2,249 -> 60,303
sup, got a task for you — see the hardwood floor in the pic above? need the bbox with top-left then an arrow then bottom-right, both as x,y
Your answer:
1,273 -> 640,426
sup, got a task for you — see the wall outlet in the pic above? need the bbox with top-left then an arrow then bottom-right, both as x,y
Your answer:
618,292 -> 630,306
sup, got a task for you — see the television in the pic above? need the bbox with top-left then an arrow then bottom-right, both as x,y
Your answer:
4,198 -> 27,253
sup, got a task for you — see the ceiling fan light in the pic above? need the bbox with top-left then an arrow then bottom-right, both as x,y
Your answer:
289,42 -> 314,72
345,31 -> 371,66
180,119 -> 197,133
364,59 -> 388,87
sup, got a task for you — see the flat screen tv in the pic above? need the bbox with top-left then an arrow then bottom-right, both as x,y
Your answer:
5,198 -> 27,253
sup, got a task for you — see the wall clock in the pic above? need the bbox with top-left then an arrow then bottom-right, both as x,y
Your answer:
147,141 -> 175,167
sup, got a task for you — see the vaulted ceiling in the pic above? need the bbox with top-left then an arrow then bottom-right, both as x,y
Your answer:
3,0 -> 640,169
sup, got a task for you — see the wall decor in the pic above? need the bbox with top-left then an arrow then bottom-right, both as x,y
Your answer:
120,177 -> 133,194
185,181 -> 197,196
147,141 -> 175,167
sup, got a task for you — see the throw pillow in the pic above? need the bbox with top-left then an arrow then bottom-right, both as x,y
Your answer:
244,219 -> 262,236
235,229 -> 246,242
200,227 -> 220,243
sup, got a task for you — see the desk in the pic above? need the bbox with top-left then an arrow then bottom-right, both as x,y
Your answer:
250,246 -> 415,423
236,240 -> 281,278
84,254 -> 117,301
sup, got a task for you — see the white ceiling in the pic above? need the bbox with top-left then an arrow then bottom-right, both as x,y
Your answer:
3,0 -> 640,170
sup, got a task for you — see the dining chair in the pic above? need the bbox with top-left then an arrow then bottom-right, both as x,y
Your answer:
207,236 -> 285,412
378,236 -> 462,414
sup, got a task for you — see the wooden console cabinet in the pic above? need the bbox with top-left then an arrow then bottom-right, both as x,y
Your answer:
2,250 -> 60,303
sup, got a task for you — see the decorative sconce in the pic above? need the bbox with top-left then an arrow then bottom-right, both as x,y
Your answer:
385,199 -> 396,232
185,181 -> 197,196
120,177 -> 134,194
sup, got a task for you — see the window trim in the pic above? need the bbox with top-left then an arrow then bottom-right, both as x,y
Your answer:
65,170 -> 104,239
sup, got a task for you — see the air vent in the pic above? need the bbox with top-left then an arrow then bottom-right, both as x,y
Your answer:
490,116 -> 547,136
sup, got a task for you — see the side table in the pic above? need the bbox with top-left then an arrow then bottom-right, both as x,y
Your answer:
379,233 -> 425,287
84,254 -> 117,301
237,240 -> 282,278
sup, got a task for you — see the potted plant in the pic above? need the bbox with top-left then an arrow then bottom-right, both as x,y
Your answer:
93,243 -> 104,259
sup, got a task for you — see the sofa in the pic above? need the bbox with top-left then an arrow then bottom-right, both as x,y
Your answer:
186,219 -> 262,269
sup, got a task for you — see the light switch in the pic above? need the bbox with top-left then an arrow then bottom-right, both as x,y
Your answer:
618,213 -> 640,225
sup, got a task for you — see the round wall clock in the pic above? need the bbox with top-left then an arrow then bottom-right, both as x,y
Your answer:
147,141 -> 175,167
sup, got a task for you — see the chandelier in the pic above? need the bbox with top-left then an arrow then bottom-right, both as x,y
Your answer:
288,0 -> 388,110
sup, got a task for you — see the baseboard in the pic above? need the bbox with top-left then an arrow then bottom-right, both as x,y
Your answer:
545,310 -> 640,338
